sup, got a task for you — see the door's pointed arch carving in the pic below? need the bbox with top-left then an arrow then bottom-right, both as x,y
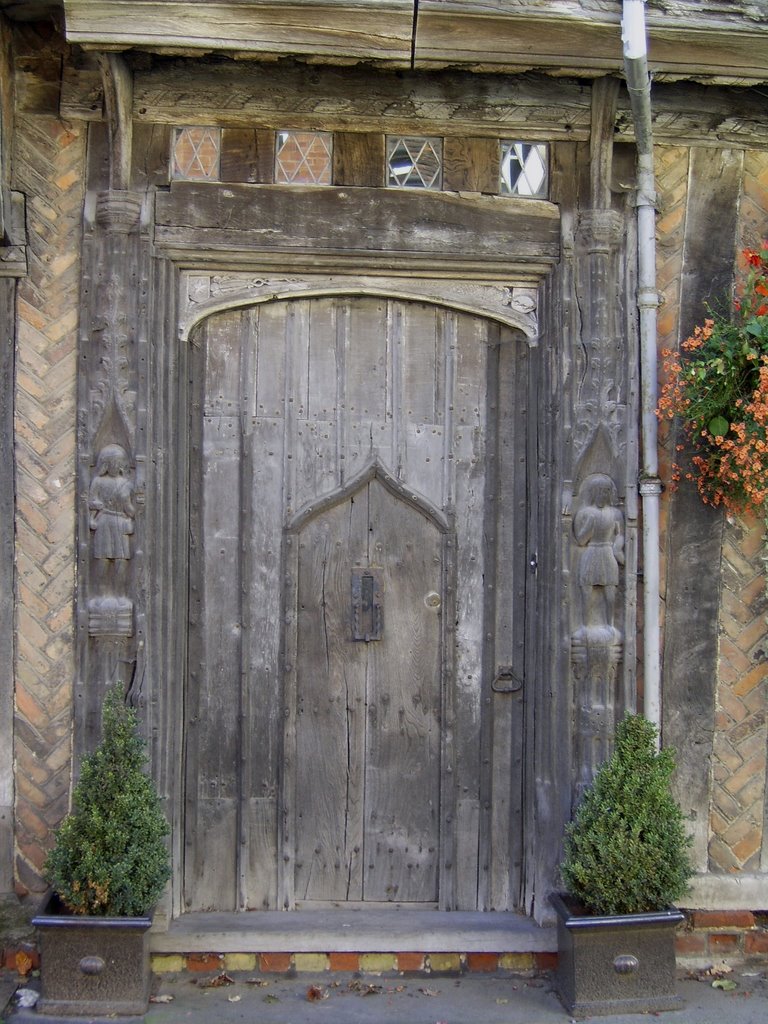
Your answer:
288,457 -> 450,536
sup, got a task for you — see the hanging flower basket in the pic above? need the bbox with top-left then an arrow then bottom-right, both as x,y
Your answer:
657,243 -> 768,519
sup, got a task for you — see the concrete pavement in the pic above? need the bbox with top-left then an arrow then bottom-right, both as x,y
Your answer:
4,965 -> 768,1024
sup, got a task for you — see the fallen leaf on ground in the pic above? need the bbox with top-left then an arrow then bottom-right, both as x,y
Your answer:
419,987 -> 439,997
200,972 -> 234,988
246,978 -> 270,986
227,994 -> 241,1002
348,980 -> 382,995
307,985 -> 329,1002
15,951 -> 33,977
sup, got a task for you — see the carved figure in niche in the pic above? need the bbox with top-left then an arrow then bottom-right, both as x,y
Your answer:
573,473 -> 624,632
89,443 -> 134,563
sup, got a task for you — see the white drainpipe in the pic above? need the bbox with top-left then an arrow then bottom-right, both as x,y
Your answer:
621,0 -> 662,735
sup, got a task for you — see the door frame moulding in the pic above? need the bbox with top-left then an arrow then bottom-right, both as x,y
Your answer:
178,277 -> 541,347
91,182 -> 563,923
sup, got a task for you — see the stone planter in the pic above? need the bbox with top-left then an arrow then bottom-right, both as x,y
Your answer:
550,892 -> 684,1017
32,894 -> 152,1016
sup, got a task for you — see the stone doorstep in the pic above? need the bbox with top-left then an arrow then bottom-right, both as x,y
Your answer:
149,910 -> 557,957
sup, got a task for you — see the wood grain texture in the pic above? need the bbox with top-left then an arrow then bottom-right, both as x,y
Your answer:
333,133 -> 384,188
155,183 -> 560,272
443,137 -> 500,195
221,128 -> 275,184
63,1 -> 768,82
0,279 -> 14,892
662,146 -> 743,872
186,293 -> 531,910
65,1 -> 414,63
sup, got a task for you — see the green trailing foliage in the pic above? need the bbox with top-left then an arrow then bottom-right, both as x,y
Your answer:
45,685 -> 170,917
561,713 -> 693,916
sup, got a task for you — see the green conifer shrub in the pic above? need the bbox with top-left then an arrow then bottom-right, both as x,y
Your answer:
561,713 -> 693,916
44,685 -> 170,916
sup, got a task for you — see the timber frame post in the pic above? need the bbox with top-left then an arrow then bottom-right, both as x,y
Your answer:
74,188 -> 151,759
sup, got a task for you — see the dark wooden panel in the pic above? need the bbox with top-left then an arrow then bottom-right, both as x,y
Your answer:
131,123 -> 171,188
443,137 -> 499,194
333,133 -> 384,187
662,146 -> 743,870
221,128 -> 275,184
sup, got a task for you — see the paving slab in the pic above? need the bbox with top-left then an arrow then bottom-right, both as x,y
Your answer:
4,968 -> 768,1024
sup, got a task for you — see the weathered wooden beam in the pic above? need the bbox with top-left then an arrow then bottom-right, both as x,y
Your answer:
123,62 -> 768,152
62,1 -> 768,83
415,1 -> 768,82
64,0 -> 415,65
133,62 -> 591,140
153,182 -> 560,275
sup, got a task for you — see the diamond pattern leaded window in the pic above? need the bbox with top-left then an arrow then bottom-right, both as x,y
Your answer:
500,142 -> 548,198
275,131 -> 333,185
171,127 -> 221,181
386,136 -> 443,190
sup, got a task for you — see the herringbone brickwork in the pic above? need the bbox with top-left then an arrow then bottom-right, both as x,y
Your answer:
709,150 -> 768,872
12,113 -> 85,892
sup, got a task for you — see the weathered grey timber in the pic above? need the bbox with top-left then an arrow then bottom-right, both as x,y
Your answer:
154,183 -> 560,276
662,147 -> 744,871
74,189 -> 151,764
0,277 -> 14,895
0,13 -> 23,895
566,78 -> 638,804
183,295 -> 533,913
61,0 -> 768,83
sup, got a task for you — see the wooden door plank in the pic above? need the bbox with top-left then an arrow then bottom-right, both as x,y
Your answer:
451,311 -> 489,910
364,481 -> 442,903
241,307 -> 286,909
294,297 -> 339,508
488,333 -> 528,911
185,409 -> 242,911
294,495 -> 368,902
345,296 -> 388,480
400,302 -> 446,509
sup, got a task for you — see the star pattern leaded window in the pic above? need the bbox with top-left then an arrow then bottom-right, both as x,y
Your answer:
171,127 -> 221,181
500,142 -> 548,198
386,137 -> 443,190
274,131 -> 333,185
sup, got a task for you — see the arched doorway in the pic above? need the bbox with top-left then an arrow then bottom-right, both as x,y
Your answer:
183,293 -> 532,912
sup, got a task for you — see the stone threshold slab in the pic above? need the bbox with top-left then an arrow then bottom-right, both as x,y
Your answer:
151,910 -> 556,954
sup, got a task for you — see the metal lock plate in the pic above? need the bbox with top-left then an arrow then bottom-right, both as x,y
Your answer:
351,567 -> 383,642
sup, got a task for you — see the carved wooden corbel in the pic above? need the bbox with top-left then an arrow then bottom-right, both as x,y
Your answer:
97,53 -> 133,191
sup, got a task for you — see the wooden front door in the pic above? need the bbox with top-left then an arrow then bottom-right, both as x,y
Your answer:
184,292 -> 530,912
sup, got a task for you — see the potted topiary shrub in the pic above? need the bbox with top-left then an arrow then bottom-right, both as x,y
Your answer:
551,713 -> 693,1017
33,684 -> 170,1016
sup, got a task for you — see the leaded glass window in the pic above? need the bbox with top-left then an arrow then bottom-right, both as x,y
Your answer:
500,142 -> 548,198
386,136 -> 443,190
274,131 -> 333,185
171,127 -> 221,181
